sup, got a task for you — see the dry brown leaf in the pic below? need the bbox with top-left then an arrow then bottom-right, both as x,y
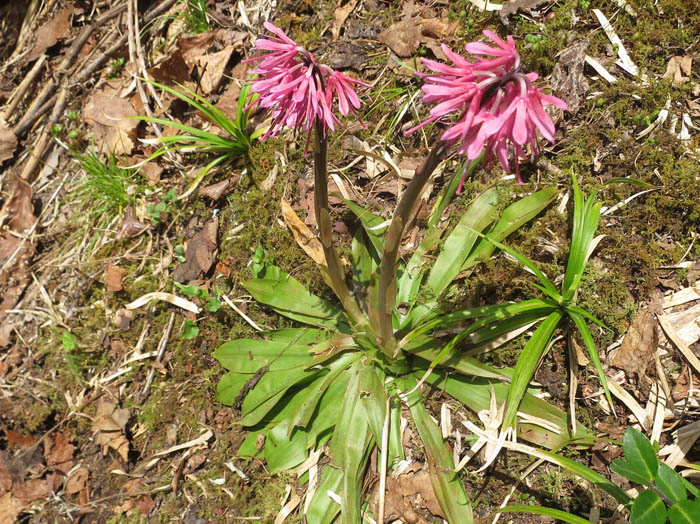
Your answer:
611,308 -> 659,379
280,198 -> 325,267
149,48 -> 190,84
500,0 -> 550,23
104,265 -> 127,292
0,126 -> 17,163
13,479 -> 49,504
133,495 -> 155,515
92,396 -> 130,462
4,429 -> 35,450
0,454 -> 12,494
83,80 -> 139,155
195,46 -> 235,94
43,432 -> 74,474
378,16 -> 457,58
0,492 -> 24,523
662,55 -> 693,85
199,178 -> 231,200
371,466 -> 444,523
64,467 -> 89,495
173,219 -> 218,283
332,0 -> 359,39
27,7 -> 74,61
665,303 -> 700,346
141,162 -> 163,186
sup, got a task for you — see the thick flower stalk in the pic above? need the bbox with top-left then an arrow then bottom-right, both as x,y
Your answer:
407,30 -> 568,186
245,22 -> 369,331
246,22 -> 368,141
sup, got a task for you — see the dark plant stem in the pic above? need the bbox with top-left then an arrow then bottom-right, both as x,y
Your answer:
377,143 -> 448,356
313,122 -> 366,329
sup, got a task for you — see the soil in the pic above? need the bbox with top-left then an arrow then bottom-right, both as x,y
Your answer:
1,0 -> 700,523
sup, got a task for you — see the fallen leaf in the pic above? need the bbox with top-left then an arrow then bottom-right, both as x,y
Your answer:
371,466 -> 444,523
672,365 -> 691,402
378,16 -> 457,57
0,492 -> 24,523
83,80 -> 139,155
92,396 -> 131,462
104,265 -> 126,292
280,198 -> 325,267
194,46 -> 235,94
199,179 -> 231,200
500,0 -> 550,24
173,218 -> 218,283
551,39 -> 590,111
4,429 -> 35,450
27,7 -> 74,61
13,478 -> 49,504
149,48 -> 190,84
64,467 -> 89,495
611,308 -> 659,379
0,126 -> 17,163
0,453 -> 12,494
141,162 -> 163,185
43,433 -> 74,474
332,0 -> 359,39
662,55 -> 693,85
134,495 -> 155,515
665,303 -> 700,347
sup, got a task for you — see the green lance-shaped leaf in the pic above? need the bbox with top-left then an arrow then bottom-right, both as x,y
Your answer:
305,465 -> 343,524
495,505 -> 591,524
329,361 -> 372,524
214,338 -> 315,373
631,490 -> 667,524
503,309 -> 563,431
344,199 -> 387,255
621,428 -> 659,485
463,186 -> 558,272
567,310 -> 614,413
264,418 -> 309,473
404,381 -> 473,524
656,463 -> 688,503
668,500 -> 700,524
351,227 -> 377,291
243,276 -> 350,332
427,154 -> 482,229
396,227 -> 442,313
426,187 -> 500,297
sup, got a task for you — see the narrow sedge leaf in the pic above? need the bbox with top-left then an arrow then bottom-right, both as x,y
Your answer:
358,365 -> 389,446
344,199 -> 387,254
536,450 -> 632,504
405,382 -> 473,524
495,505 -> 590,524
472,229 -> 562,301
656,462 -> 687,503
503,310 -> 563,431
567,311 -> 614,414
396,227 -> 442,311
622,428 -> 658,485
426,187 -> 500,297
630,490 -> 667,524
604,177 -> 655,188
463,186 -> 558,272
427,154 -> 482,229
668,500 -> 700,524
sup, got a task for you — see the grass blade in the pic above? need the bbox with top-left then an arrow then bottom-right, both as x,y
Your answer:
495,505 -> 591,524
503,310 -> 563,431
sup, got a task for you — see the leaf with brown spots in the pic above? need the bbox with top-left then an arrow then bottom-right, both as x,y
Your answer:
611,308 -> 659,379
173,218 -> 218,283
64,467 -> 89,495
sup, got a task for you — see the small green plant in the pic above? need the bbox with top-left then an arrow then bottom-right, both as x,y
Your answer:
146,189 -> 177,224
175,281 -> 223,312
181,0 -> 210,34
70,149 -> 138,221
182,320 -> 200,340
108,56 -> 126,78
500,428 -> 700,524
473,173 -> 614,433
578,0 -> 591,9
525,33 -> 547,50
135,80 -> 261,199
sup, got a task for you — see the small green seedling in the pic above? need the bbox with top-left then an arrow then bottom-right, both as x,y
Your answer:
146,189 -> 177,224
182,320 -> 200,340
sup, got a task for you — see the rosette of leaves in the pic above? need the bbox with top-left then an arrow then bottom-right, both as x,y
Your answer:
214,162 -> 594,523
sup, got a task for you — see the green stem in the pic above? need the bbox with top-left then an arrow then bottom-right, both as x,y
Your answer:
377,143 -> 448,355
313,122 -> 366,329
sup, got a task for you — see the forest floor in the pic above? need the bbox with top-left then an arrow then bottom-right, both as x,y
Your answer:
1,0 -> 700,522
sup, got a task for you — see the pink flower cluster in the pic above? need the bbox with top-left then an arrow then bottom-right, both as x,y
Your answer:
407,30 -> 568,185
246,22 -> 369,140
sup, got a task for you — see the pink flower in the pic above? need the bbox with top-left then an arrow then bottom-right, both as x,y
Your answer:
246,22 -> 369,141
406,30 -> 567,186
